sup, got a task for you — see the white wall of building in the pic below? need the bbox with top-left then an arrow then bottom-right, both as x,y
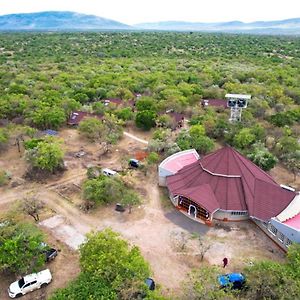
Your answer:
251,218 -> 295,251
271,218 -> 300,244
213,209 -> 249,221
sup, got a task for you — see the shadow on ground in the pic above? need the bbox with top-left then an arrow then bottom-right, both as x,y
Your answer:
164,209 -> 210,235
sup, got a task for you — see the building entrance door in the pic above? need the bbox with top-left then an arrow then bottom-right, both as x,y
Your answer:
188,205 -> 197,218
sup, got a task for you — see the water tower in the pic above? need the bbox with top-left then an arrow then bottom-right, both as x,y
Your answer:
225,94 -> 251,122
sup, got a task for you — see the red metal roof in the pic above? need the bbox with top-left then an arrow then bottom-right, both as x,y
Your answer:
179,184 -> 220,213
166,147 -> 296,220
283,213 -> 300,230
68,111 -> 103,125
161,151 -> 199,174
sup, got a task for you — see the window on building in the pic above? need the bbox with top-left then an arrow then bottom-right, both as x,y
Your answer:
285,239 -> 293,247
277,232 -> 284,243
268,224 -> 278,236
231,211 -> 248,216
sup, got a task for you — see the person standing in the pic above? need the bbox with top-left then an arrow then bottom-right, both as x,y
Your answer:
223,257 -> 228,268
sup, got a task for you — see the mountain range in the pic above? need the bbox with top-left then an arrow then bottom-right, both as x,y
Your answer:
0,11 -> 299,35
0,11 -> 131,30
135,19 -> 300,35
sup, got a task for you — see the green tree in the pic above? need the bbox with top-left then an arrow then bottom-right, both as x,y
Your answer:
147,152 -> 159,165
234,128 -> 256,150
51,229 -> 164,300
284,151 -> 300,181
192,135 -> 215,155
0,219 -> 45,274
78,117 -> 104,141
82,176 -> 139,208
248,143 -> 278,171
136,97 -> 157,112
26,137 -> 64,173
116,107 -> 134,121
135,110 -> 157,131
243,260 -> 300,300
28,104 -> 66,130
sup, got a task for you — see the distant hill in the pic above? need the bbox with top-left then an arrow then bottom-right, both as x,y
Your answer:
135,18 -> 300,35
0,11 -> 131,31
0,12 -> 299,35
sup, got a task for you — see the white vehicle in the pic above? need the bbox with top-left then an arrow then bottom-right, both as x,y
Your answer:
102,168 -> 117,177
8,269 -> 52,298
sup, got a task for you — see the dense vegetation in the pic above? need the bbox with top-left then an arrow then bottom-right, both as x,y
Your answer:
0,31 -> 300,299
0,32 -> 299,173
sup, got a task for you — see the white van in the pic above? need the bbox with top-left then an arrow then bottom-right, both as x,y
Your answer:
102,168 -> 117,177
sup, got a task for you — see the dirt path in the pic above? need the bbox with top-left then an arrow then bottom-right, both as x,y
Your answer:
123,131 -> 149,145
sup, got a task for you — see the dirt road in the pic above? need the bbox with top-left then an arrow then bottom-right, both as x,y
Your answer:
0,128 -> 286,297
123,131 -> 149,145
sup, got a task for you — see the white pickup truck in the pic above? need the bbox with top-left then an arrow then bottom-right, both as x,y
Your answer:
8,269 -> 52,298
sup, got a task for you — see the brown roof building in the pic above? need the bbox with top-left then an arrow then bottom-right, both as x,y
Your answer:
166,147 -> 296,223
68,111 -> 103,126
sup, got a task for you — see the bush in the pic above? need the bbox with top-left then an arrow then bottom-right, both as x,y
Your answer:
82,176 -> 141,208
116,107 -> 134,121
248,143 -> 278,171
0,169 -> 9,186
135,110 -> 157,131
233,128 -> 256,150
0,128 -> 9,150
78,117 -> 104,141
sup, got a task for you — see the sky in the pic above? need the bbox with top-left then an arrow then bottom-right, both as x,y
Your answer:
0,0 -> 299,25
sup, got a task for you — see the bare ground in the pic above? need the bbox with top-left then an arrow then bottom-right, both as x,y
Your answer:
0,127 -> 290,298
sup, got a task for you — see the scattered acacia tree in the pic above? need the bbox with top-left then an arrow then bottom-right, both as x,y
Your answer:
284,151 -> 300,181
0,218 -> 45,274
248,142 -> 278,171
275,136 -> 300,160
25,137 -> 64,173
135,110 -> 157,131
78,117 -> 104,141
191,233 -> 211,262
79,115 -> 123,146
136,97 -> 157,112
176,125 -> 215,155
50,229 -> 165,300
82,176 -> 141,211
233,128 -> 256,150
21,195 -> 45,222
116,107 -> 134,121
